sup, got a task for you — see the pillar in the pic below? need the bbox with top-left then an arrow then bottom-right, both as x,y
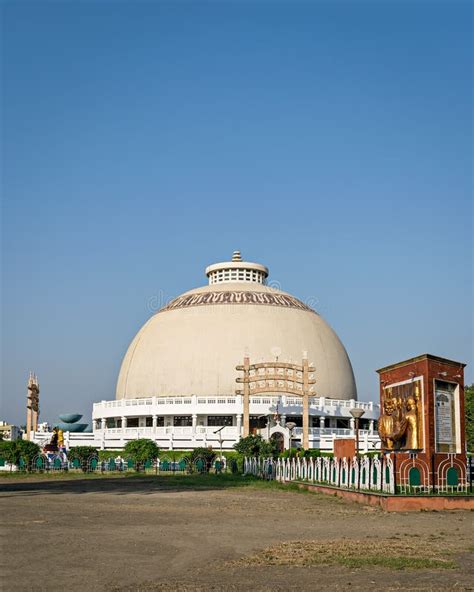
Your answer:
121,416 -> 127,430
26,373 -> 40,440
280,413 -> 286,427
100,418 -> 106,431
363,431 -> 369,453
369,420 -> 374,434
319,416 -> 325,429
349,417 -> 355,432
26,406 -> 32,440
192,414 -> 197,434
302,357 -> 309,450
236,414 -> 242,435
243,356 -> 250,437
152,415 -> 157,431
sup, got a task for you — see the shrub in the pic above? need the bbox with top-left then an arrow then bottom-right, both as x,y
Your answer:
0,439 -> 40,467
302,449 -> 321,459
124,439 -> 160,470
234,434 -> 279,458
280,447 -> 300,459
68,446 -> 98,471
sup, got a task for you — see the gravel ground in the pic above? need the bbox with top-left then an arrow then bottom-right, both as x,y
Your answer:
1,476 -> 473,592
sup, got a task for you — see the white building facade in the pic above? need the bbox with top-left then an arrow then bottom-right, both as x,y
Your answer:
90,394 -> 379,451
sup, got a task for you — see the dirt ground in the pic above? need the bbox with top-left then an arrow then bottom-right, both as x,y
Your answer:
1,475 -> 473,592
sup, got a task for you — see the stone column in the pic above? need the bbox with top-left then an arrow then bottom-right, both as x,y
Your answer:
100,418 -> 106,431
302,357 -> 310,450
280,413 -> 286,427
236,414 -> 242,435
349,417 -> 355,432
121,416 -> 127,431
192,414 -> 197,435
319,416 -> 325,429
243,356 -> 250,437
369,420 -> 374,434
152,415 -> 157,432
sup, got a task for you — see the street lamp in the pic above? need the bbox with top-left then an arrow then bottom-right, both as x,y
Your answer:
213,426 -> 225,470
286,421 -> 296,453
349,408 -> 365,457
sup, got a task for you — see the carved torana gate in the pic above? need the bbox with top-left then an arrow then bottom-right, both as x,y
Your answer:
236,355 -> 316,449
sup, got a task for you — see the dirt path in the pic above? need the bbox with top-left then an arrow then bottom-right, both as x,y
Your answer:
1,476 -> 473,591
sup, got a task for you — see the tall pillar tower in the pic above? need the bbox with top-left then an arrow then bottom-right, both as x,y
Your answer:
26,372 -> 40,440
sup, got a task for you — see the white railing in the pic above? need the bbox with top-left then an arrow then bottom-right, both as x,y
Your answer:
292,427 -> 371,437
243,455 -> 396,494
93,395 -> 379,419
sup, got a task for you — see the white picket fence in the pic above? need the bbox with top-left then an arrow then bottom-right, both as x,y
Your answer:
243,455 -> 395,494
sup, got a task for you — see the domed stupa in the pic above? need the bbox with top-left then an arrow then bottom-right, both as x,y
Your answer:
116,251 -> 356,401
93,251 -> 377,451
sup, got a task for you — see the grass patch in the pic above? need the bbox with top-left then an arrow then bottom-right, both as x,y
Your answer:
234,539 -> 456,570
339,556 -> 455,570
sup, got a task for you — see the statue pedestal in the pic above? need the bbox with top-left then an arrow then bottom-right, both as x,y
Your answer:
377,354 -> 467,491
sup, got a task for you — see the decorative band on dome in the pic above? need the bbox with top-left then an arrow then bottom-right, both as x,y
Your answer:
159,291 -> 317,313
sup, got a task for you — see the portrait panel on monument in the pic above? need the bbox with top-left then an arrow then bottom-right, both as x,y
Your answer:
379,379 -> 424,451
434,380 -> 458,453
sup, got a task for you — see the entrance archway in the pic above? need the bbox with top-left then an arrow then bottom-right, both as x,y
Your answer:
271,432 -> 285,453
235,354 -> 316,449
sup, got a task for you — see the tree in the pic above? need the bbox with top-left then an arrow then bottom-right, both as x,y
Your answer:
67,446 -> 98,471
234,434 -> 278,458
0,440 -> 40,466
124,439 -> 160,470
465,384 -> 473,453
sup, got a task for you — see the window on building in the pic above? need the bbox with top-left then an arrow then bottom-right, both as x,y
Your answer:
145,416 -> 164,427
174,415 -> 192,426
249,415 -> 268,431
336,419 -> 350,429
290,415 -> 303,427
207,416 -> 233,426
127,417 -> 139,428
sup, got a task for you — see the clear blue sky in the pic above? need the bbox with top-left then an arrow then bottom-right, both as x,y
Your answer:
2,1 -> 472,426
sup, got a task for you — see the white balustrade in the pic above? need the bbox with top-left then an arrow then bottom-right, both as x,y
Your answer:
244,453 -> 397,493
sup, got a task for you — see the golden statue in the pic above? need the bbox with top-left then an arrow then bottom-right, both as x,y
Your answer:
378,396 -> 397,450
379,383 -> 423,451
57,429 -> 64,448
400,396 -> 420,450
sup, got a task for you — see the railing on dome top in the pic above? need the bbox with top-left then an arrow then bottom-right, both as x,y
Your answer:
93,396 -> 376,411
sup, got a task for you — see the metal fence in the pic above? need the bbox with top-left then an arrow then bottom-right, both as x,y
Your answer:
0,454 -> 231,475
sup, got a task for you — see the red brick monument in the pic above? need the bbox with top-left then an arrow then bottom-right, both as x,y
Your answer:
377,354 -> 467,492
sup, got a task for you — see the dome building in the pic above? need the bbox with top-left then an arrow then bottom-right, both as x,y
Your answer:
92,252 -> 379,451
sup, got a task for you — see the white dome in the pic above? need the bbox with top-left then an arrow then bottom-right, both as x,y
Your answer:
116,254 -> 357,401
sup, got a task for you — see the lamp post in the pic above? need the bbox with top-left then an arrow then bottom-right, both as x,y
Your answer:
286,421 -> 296,453
349,408 -> 365,457
213,426 -> 225,470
